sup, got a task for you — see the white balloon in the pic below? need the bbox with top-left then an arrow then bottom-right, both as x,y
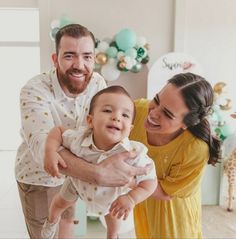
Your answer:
97,41 -> 109,53
117,51 -> 125,60
50,19 -> 60,29
101,61 -> 120,81
136,36 -> 147,47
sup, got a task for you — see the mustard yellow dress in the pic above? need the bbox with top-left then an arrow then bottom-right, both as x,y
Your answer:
130,99 -> 209,239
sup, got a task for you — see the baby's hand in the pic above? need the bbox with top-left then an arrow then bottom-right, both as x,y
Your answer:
109,194 -> 135,220
44,150 -> 67,178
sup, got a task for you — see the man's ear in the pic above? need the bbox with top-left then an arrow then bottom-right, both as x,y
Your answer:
51,53 -> 58,68
86,114 -> 93,128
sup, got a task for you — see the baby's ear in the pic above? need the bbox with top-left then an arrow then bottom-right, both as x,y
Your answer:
86,114 -> 93,128
130,124 -> 134,130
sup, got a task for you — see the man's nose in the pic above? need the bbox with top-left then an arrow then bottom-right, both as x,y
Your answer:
73,57 -> 85,70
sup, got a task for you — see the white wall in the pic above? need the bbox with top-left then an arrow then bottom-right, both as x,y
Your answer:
174,0 -> 236,205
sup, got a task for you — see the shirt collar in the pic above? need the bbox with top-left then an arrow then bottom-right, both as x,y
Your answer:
81,132 -> 132,152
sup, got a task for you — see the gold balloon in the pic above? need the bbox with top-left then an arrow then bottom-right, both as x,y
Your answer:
118,61 -> 126,69
230,113 -> 236,119
219,98 -> 232,111
95,52 -> 108,65
144,43 -> 150,50
213,82 -> 226,95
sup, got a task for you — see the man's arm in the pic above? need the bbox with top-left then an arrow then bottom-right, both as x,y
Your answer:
58,149 -> 153,187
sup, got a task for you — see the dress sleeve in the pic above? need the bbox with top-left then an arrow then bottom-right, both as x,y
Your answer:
160,139 -> 209,198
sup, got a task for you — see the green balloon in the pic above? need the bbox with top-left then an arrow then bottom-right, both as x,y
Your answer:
125,48 -> 137,59
131,63 -> 142,73
50,27 -> 60,40
106,47 -> 118,58
60,16 -> 71,27
115,28 -> 137,51
141,55 -> 150,64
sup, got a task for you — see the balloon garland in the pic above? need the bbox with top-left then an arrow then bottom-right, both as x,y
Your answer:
50,17 -> 150,81
95,28 -> 150,81
208,82 -> 235,141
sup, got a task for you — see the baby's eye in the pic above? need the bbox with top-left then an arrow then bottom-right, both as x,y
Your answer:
103,109 -> 112,113
122,113 -> 130,118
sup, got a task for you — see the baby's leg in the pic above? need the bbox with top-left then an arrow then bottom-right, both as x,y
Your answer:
49,194 -> 75,223
105,213 -> 121,239
41,194 -> 75,239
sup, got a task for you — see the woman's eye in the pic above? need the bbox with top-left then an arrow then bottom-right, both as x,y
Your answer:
154,96 -> 160,105
163,111 -> 174,120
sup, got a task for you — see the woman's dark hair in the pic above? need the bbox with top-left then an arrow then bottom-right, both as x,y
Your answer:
168,72 -> 221,165
55,24 -> 96,54
89,85 -> 136,122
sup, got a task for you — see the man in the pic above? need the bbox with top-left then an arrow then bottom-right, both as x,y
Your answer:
15,24 -> 149,239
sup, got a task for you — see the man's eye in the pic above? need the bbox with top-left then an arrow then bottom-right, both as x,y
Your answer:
84,55 -> 93,60
64,55 -> 73,59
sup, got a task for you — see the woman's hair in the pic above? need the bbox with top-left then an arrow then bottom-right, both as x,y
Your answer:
55,24 -> 96,54
89,85 -> 136,122
168,72 -> 221,165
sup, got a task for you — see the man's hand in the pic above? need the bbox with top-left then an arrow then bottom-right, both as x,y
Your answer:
44,150 -> 67,178
96,151 -> 153,187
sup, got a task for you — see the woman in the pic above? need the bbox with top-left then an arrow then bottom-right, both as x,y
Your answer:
129,72 -> 221,238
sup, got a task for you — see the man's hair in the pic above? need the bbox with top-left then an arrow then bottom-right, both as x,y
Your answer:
89,86 -> 136,122
55,24 -> 96,54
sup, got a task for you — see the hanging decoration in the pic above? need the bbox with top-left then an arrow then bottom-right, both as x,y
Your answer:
95,28 -> 150,81
50,16 -> 73,41
208,82 -> 236,141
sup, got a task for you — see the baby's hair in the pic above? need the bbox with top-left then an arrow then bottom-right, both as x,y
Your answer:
89,85 -> 136,121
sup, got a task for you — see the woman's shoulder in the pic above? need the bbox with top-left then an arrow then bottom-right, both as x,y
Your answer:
183,130 -> 209,154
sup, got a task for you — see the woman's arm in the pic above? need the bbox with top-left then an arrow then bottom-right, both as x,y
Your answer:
58,149 -> 153,187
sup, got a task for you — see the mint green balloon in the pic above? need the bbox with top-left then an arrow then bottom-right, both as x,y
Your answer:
60,16 -> 72,27
115,28 -> 137,51
125,48 -> 137,59
106,46 -> 118,58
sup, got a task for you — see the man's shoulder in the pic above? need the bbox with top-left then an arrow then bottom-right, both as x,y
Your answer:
23,71 -> 52,88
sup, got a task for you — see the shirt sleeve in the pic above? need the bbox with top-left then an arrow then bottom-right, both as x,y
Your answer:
132,142 -> 157,184
160,139 -> 209,198
20,80 -> 55,167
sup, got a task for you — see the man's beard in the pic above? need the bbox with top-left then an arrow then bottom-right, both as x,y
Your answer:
57,67 -> 93,95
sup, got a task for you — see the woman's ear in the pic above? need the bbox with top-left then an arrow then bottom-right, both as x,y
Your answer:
86,114 -> 93,128
181,122 -> 187,130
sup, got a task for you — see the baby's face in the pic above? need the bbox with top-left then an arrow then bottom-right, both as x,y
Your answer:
87,93 -> 134,150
